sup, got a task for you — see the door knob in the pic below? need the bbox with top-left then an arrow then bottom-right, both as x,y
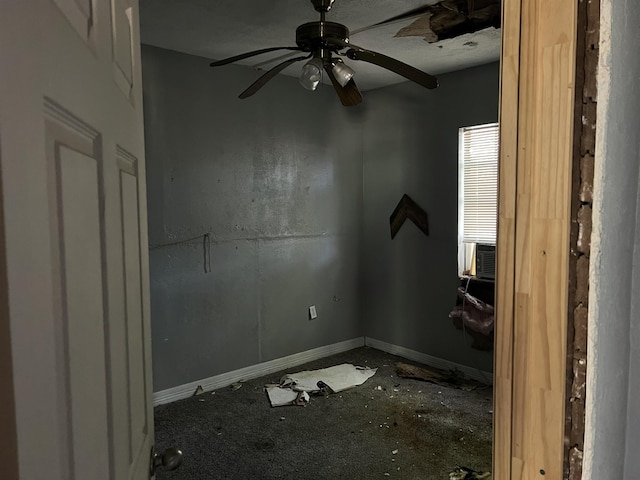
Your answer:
150,446 -> 183,476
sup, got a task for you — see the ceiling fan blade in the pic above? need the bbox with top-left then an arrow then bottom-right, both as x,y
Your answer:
238,55 -> 311,99
210,47 -> 303,67
350,5 -> 432,35
346,47 -> 438,89
324,65 -> 363,107
251,50 -> 300,69
251,40 -> 349,70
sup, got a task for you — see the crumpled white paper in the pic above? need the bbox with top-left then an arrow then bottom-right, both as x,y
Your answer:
265,363 -> 377,407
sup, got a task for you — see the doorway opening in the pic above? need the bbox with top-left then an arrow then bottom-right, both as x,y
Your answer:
140,2 -> 502,478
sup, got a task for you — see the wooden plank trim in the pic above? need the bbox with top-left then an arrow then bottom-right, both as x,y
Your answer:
509,0 -> 578,478
493,0 -> 522,477
495,0 -> 578,478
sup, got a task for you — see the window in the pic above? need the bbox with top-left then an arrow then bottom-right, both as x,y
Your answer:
458,123 -> 499,276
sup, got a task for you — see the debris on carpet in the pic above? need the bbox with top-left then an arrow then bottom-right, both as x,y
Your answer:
230,381 -> 244,391
264,363 -> 377,407
449,466 -> 492,480
395,362 -> 478,390
265,386 -> 310,407
281,363 -> 377,393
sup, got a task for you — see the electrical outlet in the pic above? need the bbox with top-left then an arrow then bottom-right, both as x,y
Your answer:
309,305 -> 317,320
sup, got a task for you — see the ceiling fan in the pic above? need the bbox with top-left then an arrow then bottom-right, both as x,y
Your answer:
209,0 -> 439,107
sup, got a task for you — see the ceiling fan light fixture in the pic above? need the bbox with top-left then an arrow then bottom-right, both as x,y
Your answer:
331,60 -> 355,87
299,57 -> 324,91
209,0 -> 439,105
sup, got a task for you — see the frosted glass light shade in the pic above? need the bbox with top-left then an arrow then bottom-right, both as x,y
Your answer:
332,61 -> 355,87
299,58 -> 324,91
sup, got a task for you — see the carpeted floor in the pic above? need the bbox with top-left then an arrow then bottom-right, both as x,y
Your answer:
154,347 -> 492,480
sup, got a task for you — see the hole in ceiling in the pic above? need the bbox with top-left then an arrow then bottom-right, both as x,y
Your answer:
394,0 -> 501,43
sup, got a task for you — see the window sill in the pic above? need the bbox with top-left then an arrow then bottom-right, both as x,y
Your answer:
459,275 -> 495,285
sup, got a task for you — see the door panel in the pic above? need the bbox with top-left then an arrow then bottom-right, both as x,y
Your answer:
57,145 -> 110,480
45,105 -> 111,480
111,0 -> 136,100
119,150 -> 150,473
52,0 -> 94,45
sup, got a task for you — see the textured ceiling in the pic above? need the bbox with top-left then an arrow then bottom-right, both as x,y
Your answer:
139,0 -> 501,91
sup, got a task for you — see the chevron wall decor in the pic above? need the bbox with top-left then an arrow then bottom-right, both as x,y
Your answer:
389,193 -> 429,239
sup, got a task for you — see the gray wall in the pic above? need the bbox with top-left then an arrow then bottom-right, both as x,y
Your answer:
586,0 -> 640,477
361,63 -> 499,373
142,45 -> 364,391
142,45 -> 500,391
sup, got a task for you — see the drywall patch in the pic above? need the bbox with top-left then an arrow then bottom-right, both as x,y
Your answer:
564,0 -> 600,478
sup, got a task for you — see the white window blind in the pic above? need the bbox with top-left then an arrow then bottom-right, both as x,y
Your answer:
460,123 -> 499,245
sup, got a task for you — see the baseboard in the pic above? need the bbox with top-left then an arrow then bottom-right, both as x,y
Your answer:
153,336 -> 492,406
364,337 -> 493,385
153,337 -> 366,406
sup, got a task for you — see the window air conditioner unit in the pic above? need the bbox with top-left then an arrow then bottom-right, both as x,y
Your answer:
475,244 -> 496,280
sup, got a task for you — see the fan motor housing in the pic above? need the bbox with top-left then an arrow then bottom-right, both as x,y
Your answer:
296,21 -> 350,50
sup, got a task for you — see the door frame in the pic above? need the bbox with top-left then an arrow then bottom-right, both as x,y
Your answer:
494,0 -> 578,478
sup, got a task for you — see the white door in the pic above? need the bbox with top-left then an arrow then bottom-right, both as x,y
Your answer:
0,1 -> 155,479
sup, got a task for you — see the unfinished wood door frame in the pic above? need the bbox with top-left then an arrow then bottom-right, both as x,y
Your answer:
494,0 -> 578,479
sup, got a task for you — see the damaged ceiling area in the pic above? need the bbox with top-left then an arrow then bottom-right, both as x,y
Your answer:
140,0 -> 502,91
393,0 -> 501,43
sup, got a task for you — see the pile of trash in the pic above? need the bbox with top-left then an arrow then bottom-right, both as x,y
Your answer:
449,286 -> 495,349
449,466 -> 492,480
